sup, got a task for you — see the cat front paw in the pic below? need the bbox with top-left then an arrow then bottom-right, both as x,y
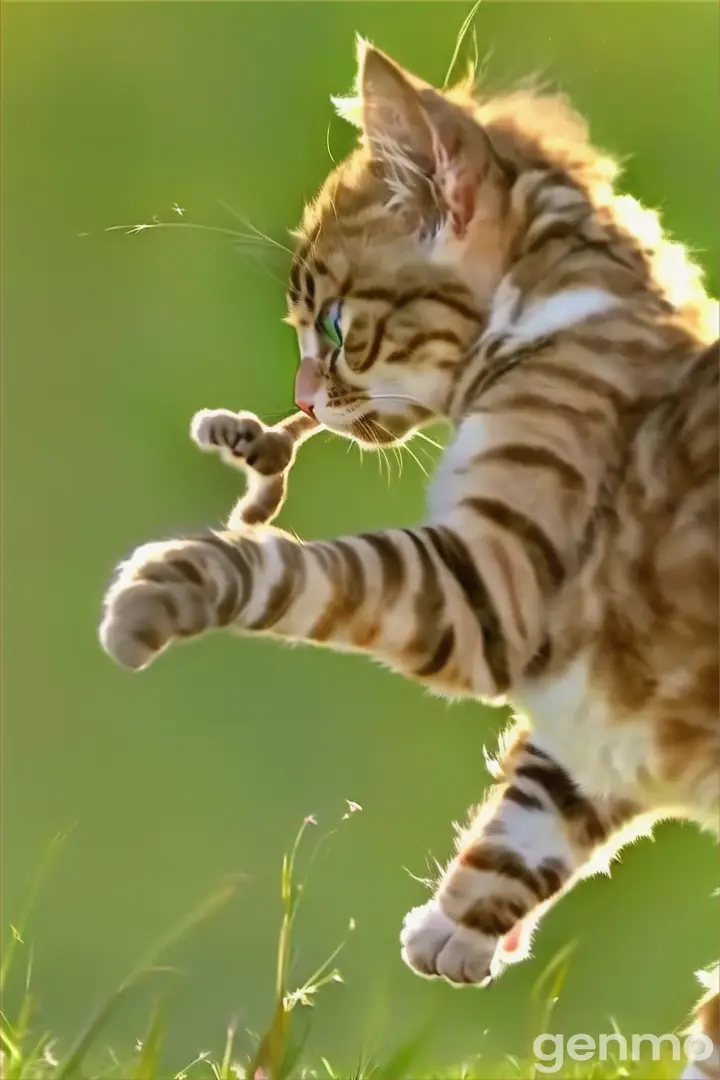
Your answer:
400,899 -> 496,986
191,409 -> 292,476
99,539 -> 220,670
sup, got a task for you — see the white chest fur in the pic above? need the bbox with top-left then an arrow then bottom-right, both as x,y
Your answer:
427,415 -> 491,522
513,658 -> 661,804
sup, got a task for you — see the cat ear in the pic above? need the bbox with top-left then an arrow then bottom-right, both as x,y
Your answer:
355,38 -> 436,172
333,39 -> 477,237
331,39 -> 426,134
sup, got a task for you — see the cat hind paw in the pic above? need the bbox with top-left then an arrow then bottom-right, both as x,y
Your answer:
400,899 -> 496,986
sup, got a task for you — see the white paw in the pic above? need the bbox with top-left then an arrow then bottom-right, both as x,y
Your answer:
400,900 -> 496,986
191,409 -> 264,460
99,579 -> 175,670
190,409 -> 293,478
99,541 -> 210,671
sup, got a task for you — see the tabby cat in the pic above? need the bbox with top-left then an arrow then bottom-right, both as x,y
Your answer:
100,42 -> 719,1078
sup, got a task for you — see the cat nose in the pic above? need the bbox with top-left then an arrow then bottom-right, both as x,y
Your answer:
295,356 -> 321,418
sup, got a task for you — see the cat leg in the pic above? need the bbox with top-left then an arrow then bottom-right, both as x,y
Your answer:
192,408 -> 318,475
682,966 -> 720,1080
191,409 -> 301,526
100,447 -> 568,686
191,409 -> 319,530
99,522 -> 534,691
401,726 -> 637,985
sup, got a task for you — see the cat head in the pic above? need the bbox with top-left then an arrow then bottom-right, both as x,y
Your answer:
285,41 -> 505,445
285,39 -> 616,445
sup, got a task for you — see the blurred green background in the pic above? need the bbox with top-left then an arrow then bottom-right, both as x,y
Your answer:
2,0 -> 718,1070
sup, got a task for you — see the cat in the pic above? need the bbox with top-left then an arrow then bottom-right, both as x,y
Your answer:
99,41 -> 719,1078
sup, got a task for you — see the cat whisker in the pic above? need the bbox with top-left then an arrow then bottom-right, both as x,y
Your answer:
104,215 -> 292,287
251,407 -> 297,422
105,219 -> 276,243
354,420 -> 390,484
375,444 -> 387,484
218,200 -> 295,258
370,418 -> 430,478
413,430 -> 445,452
379,445 -> 394,487
354,437 -> 367,475
400,441 -> 429,478
369,392 -> 434,411
326,119 -> 338,166
239,248 -> 287,288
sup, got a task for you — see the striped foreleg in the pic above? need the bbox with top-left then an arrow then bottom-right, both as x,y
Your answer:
100,522 -> 516,697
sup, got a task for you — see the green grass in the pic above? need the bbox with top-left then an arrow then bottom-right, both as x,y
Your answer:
1,820 -> 688,1080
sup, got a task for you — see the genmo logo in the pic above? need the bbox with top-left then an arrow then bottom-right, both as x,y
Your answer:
532,1031 -> 714,1074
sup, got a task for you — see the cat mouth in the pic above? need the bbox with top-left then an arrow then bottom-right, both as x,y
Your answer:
315,405 -> 401,445
318,396 -> 432,446
313,397 -> 375,440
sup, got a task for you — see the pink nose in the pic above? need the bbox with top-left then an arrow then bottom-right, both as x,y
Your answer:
295,356 -> 321,418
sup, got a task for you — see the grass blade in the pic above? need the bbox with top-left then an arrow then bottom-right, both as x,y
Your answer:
443,0 -> 484,87
56,879 -> 239,1080
218,1020 -> 237,1080
131,997 -> 166,1080
371,1029 -> 430,1080
1,830 -> 73,995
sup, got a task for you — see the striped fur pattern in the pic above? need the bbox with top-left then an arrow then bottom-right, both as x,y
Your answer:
99,42 -> 719,1068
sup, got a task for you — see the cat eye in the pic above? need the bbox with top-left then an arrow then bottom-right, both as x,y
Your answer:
317,302 -> 343,348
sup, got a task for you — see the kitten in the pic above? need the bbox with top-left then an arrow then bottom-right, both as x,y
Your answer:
99,42 -> 719,1078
